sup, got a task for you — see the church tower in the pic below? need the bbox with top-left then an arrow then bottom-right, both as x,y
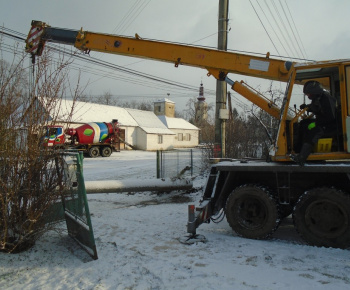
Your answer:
194,82 -> 208,123
153,98 -> 175,118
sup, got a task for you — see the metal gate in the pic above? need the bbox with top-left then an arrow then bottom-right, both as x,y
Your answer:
62,151 -> 98,260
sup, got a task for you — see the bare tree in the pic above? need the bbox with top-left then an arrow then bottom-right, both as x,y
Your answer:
0,45 -> 82,253
225,82 -> 283,159
116,99 -> 153,111
93,91 -> 117,106
183,96 -> 215,142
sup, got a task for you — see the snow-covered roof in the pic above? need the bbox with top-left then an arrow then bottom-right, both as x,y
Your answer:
158,115 -> 199,130
127,109 -> 175,135
49,98 -> 138,127
153,98 -> 175,104
43,98 -> 196,134
46,98 -> 176,134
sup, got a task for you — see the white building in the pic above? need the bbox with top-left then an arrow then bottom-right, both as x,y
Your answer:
158,115 -> 199,148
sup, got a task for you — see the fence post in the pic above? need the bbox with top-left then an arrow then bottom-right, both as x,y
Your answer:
190,149 -> 193,176
156,150 -> 160,179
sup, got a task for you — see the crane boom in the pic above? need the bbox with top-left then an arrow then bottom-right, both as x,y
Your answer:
26,21 -> 293,83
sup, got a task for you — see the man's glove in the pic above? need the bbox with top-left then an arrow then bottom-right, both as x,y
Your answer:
308,122 -> 316,130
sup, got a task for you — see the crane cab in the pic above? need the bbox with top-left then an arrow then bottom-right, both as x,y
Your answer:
272,60 -> 350,162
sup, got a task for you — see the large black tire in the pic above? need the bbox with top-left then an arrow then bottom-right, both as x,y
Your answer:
88,146 -> 100,158
225,184 -> 280,240
101,146 -> 112,157
293,187 -> 350,249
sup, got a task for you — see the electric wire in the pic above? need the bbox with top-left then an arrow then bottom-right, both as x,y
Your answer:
278,1 -> 306,60
0,29 -> 274,113
192,32 -> 218,44
1,28 -> 221,107
113,0 -> 152,35
249,0 -> 281,56
119,0 -> 152,35
111,0 -> 142,33
0,27 -> 284,112
270,0 -> 300,58
262,0 -> 295,58
254,0 -> 287,57
283,0 -> 308,60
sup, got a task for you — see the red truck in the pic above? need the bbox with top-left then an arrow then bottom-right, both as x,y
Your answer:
42,119 -> 120,157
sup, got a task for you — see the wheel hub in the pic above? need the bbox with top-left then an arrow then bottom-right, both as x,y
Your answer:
305,199 -> 348,238
237,197 -> 267,229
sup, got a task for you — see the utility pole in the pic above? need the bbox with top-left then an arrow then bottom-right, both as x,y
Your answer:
214,0 -> 229,158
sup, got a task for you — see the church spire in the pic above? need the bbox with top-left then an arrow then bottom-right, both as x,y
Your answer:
197,82 -> 205,102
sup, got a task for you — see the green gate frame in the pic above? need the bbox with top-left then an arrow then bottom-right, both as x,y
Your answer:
61,151 -> 98,260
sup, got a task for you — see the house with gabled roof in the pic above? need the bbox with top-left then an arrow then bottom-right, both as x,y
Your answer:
154,98 -> 200,148
158,115 -> 199,148
121,108 -> 175,150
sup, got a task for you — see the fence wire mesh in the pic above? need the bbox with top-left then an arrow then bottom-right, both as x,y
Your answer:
157,149 -> 208,179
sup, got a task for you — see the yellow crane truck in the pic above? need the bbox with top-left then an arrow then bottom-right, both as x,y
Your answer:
26,21 -> 350,248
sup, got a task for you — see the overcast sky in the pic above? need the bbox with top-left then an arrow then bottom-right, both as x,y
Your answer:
1,0 -> 350,112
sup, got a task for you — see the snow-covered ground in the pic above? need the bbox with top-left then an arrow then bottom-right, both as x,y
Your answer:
1,150 -> 350,289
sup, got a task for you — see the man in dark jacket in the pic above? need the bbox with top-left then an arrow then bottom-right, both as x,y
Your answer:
291,80 -> 337,165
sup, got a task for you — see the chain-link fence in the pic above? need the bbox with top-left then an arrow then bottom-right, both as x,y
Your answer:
157,148 -> 209,179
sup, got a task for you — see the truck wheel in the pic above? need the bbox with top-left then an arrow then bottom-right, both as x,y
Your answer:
88,146 -> 100,158
293,188 -> 350,249
101,146 -> 112,157
225,184 -> 280,240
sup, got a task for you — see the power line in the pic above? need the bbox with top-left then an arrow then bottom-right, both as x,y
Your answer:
111,0 -> 142,33
283,0 -> 308,60
249,0 -> 281,56
113,0 -> 152,35
270,0 -> 300,58
278,1 -> 305,59
2,28 -> 213,104
262,0 -> 295,58
1,28 -> 201,92
0,26 -> 302,112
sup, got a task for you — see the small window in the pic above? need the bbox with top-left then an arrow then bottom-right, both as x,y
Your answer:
178,133 -> 183,141
185,133 -> 191,141
158,135 -> 163,144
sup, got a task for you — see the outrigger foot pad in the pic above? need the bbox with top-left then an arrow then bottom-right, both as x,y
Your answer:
179,234 -> 207,245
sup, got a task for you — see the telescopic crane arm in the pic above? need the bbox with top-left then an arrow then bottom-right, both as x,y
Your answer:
26,20 -> 294,118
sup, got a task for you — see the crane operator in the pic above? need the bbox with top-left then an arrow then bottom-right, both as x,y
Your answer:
291,80 -> 337,166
